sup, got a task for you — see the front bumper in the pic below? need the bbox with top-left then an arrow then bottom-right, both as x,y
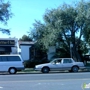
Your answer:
34,67 -> 41,71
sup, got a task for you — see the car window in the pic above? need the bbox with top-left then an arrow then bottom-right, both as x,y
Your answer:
7,56 -> 21,61
54,59 -> 61,64
0,57 -> 2,61
63,59 -> 72,63
0,56 -> 21,61
1,56 -> 8,61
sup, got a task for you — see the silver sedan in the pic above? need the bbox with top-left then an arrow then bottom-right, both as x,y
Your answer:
35,58 -> 85,73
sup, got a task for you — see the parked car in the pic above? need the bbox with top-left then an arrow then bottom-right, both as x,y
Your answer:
35,58 -> 85,73
0,54 -> 24,74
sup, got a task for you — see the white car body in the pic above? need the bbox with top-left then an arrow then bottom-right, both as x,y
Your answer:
0,54 -> 24,74
35,58 -> 85,73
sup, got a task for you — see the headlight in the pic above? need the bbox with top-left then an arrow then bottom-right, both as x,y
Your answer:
35,65 -> 38,68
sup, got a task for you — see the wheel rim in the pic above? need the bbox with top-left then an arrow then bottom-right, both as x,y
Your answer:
72,67 -> 78,72
43,68 -> 49,73
9,68 -> 16,74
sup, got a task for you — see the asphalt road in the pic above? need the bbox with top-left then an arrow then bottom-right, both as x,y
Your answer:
0,72 -> 90,90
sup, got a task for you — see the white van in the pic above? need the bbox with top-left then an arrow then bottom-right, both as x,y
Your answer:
0,54 -> 24,74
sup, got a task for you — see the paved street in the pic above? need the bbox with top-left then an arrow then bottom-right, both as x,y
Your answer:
0,72 -> 90,90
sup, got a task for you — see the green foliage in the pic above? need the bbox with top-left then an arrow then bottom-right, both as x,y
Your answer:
0,0 -> 12,35
52,48 -> 70,59
19,35 -> 32,41
29,0 -> 90,61
77,0 -> 90,45
24,59 -> 48,68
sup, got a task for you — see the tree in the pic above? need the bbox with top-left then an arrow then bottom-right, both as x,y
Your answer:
30,20 -> 57,50
30,0 -> 90,61
19,35 -> 32,41
0,0 -> 12,35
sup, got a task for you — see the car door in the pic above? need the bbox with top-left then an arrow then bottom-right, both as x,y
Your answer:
0,56 -> 9,71
50,59 -> 63,71
0,57 -> 4,71
62,58 -> 73,70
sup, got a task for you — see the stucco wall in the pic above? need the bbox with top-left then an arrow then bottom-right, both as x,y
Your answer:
47,46 -> 56,60
20,46 -> 31,61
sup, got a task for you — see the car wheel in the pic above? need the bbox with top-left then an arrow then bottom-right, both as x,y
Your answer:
42,67 -> 49,73
9,68 -> 17,74
71,66 -> 79,72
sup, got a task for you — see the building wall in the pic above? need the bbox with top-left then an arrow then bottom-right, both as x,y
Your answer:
20,45 -> 56,61
20,45 -> 31,61
47,46 -> 56,60
0,38 -> 19,54
11,38 -> 19,54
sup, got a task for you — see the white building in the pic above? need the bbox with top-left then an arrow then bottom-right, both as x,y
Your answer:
0,38 -> 57,61
19,41 -> 35,61
19,41 -> 56,61
0,38 -> 19,54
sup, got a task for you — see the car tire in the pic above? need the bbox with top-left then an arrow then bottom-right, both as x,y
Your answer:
9,67 -> 17,74
71,66 -> 79,72
41,67 -> 49,73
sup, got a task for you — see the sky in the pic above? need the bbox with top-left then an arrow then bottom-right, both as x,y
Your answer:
0,0 -> 80,39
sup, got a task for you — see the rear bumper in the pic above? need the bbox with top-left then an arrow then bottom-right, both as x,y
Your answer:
16,67 -> 25,71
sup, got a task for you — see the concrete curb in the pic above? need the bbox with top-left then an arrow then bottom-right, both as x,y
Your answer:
17,67 -> 90,74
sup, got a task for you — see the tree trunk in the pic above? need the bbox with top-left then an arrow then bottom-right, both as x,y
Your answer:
72,44 -> 82,62
71,30 -> 82,62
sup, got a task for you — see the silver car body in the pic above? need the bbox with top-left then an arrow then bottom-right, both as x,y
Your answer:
35,58 -> 85,72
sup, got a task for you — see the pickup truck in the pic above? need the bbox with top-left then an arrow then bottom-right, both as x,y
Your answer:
35,58 -> 85,73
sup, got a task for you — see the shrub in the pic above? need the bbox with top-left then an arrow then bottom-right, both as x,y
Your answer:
24,59 -> 48,68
